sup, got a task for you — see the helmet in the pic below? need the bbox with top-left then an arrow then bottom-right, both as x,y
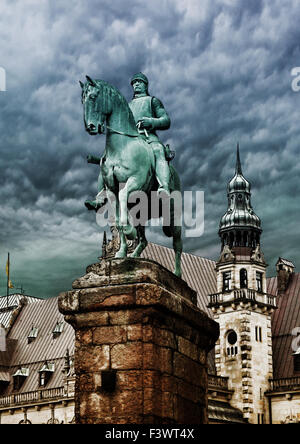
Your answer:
131,72 -> 149,86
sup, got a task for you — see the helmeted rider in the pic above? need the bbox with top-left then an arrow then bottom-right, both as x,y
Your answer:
129,72 -> 171,196
85,72 -> 172,211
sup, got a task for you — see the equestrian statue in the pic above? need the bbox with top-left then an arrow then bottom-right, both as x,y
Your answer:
80,73 -> 182,277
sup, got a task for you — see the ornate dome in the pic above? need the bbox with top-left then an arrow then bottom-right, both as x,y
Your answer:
219,145 -> 262,247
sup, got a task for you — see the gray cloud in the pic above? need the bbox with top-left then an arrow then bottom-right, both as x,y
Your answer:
0,0 -> 299,297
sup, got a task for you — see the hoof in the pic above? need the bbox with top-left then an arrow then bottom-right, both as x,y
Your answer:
85,200 -> 99,211
115,250 -> 127,258
85,199 -> 105,211
174,268 -> 182,279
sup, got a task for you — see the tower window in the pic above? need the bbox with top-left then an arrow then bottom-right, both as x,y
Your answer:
256,272 -> 263,293
255,326 -> 262,342
226,330 -> 238,357
240,269 -> 248,289
257,413 -> 264,424
223,271 -> 232,291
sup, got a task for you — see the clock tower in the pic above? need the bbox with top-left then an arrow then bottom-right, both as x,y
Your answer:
208,145 -> 276,424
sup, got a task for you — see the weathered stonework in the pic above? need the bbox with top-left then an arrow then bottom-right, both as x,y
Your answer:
58,258 -> 219,424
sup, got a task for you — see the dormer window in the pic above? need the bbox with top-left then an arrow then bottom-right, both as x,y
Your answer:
39,361 -> 55,387
52,321 -> 64,339
27,326 -> 38,344
13,368 -> 29,391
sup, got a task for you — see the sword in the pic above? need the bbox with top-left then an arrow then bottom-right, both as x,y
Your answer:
137,121 -> 149,138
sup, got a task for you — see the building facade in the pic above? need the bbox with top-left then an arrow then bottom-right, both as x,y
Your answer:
0,147 -> 299,424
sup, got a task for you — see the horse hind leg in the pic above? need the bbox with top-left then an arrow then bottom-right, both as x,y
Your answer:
130,225 -> 148,258
173,226 -> 182,278
119,179 -> 137,241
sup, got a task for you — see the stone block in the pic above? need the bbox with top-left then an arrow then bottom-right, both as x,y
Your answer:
93,326 -> 127,344
111,342 -> 143,369
75,345 -> 110,373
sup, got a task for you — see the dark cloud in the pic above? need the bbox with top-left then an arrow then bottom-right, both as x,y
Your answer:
0,0 -> 299,297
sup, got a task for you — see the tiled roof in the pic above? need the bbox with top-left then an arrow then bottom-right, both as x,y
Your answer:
276,258 -> 295,268
7,296 -> 74,366
0,294 -> 42,329
0,296 -> 74,395
268,273 -> 300,378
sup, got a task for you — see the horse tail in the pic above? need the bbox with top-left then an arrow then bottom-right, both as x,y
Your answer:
163,165 -> 181,238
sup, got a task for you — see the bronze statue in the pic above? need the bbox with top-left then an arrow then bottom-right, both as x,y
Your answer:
80,75 -> 182,277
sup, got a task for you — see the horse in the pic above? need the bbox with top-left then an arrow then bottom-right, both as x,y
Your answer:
80,75 -> 182,277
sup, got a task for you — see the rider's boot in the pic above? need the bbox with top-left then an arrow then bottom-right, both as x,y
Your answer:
156,156 -> 171,197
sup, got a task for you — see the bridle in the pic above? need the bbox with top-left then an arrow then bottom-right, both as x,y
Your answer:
105,125 -> 139,138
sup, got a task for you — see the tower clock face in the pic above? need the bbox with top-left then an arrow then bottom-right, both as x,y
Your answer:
227,330 -> 238,345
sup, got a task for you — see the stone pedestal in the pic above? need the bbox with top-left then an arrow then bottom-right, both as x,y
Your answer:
58,258 -> 219,424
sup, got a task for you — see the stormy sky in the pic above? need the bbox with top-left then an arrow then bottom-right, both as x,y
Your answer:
0,0 -> 299,298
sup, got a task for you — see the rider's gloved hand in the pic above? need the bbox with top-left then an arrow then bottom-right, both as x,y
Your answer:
138,117 -> 154,129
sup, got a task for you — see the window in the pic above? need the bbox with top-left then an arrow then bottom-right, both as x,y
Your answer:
240,269 -> 248,289
257,413 -> 264,424
27,326 -> 38,344
256,272 -> 263,292
255,326 -> 262,342
223,271 -> 232,291
294,354 -> 300,372
226,330 -> 238,357
12,368 -> 29,391
52,321 -> 64,339
39,362 -> 55,387
0,381 -> 9,395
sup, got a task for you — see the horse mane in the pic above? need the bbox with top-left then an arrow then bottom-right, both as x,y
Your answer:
95,79 -> 129,109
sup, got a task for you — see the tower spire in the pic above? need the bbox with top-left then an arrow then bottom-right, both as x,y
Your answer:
236,143 -> 242,175
219,144 -> 262,250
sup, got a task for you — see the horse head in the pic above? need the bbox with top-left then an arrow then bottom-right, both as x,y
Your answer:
80,76 -> 108,135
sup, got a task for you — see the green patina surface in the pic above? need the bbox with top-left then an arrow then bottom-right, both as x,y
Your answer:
80,74 -> 182,277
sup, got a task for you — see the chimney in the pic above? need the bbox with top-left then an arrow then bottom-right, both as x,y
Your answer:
276,258 -> 295,294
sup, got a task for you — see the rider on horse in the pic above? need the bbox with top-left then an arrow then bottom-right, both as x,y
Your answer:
85,73 -> 173,211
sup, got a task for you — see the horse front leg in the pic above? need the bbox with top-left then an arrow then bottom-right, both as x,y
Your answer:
119,179 -> 137,241
114,194 -> 128,258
